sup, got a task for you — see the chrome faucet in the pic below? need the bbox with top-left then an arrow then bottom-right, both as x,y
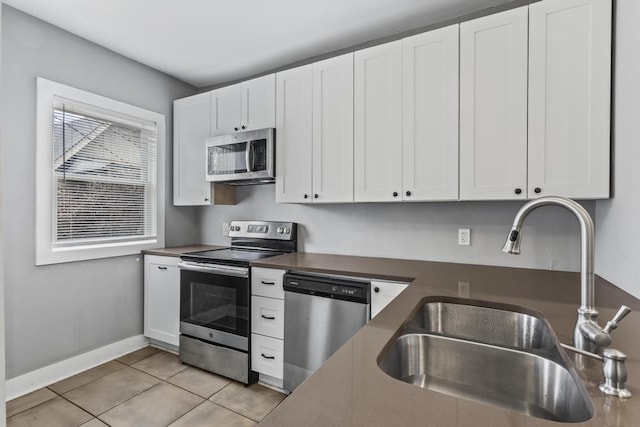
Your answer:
502,196 -> 630,353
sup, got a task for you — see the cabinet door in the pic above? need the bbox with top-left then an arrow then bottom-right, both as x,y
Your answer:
403,25 -> 459,201
211,84 -> 242,136
459,7 -> 528,200
312,53 -> 354,203
354,41 -> 403,202
173,93 -> 212,206
528,0 -> 611,199
242,74 -> 276,131
275,65 -> 313,203
144,255 -> 180,346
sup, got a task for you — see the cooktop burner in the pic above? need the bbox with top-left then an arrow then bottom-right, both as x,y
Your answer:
180,220 -> 297,267
183,248 -> 286,266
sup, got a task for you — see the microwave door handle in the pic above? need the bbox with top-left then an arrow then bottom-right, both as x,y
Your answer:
245,141 -> 253,173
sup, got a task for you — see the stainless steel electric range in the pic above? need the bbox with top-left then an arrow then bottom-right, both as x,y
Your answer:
177,220 -> 297,384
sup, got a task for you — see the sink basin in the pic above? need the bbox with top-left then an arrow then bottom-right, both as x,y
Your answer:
378,297 -> 594,423
379,334 -> 593,423
406,298 -> 555,349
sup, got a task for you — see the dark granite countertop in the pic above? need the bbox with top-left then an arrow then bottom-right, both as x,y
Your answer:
253,253 -> 640,426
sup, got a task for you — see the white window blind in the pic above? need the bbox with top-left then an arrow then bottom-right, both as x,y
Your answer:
52,98 -> 158,247
36,78 -> 165,265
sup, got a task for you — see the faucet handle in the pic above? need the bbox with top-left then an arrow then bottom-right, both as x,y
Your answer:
603,305 -> 631,334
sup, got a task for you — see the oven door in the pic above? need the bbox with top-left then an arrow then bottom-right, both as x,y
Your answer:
178,261 -> 250,351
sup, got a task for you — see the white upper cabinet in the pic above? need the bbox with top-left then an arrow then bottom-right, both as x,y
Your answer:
459,7 -> 529,201
354,40 -> 403,202
276,54 -> 354,204
276,65 -> 314,203
402,25 -> 459,201
210,84 -> 242,136
173,92 -> 213,205
528,0 -> 611,199
242,74 -> 277,131
312,54 -> 354,203
211,74 -> 275,136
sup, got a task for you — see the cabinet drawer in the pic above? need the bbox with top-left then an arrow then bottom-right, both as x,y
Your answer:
251,296 -> 284,339
251,334 -> 283,379
251,267 -> 286,299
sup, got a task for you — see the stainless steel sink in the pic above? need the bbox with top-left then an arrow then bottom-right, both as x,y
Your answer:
378,297 -> 594,423
406,299 -> 555,349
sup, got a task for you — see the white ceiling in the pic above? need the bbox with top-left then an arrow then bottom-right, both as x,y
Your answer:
4,0 -> 516,88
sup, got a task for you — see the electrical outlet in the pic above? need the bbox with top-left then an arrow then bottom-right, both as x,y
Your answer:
222,222 -> 230,236
458,228 -> 471,246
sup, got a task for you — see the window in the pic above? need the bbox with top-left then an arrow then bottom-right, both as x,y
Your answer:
36,78 -> 165,265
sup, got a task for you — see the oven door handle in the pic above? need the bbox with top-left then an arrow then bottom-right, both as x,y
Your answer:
177,261 -> 249,278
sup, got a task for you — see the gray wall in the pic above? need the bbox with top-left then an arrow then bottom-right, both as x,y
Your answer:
1,6 -> 198,378
200,186 -> 594,273
595,0 -> 640,299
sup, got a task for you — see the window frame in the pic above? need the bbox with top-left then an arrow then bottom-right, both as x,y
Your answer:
36,77 -> 165,265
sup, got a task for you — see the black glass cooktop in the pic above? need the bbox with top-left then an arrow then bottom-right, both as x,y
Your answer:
182,248 -> 286,266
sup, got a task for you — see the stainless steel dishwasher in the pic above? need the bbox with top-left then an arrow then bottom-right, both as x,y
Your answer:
283,272 -> 370,392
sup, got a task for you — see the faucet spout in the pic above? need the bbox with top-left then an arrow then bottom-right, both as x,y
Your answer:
503,196 -> 595,312
503,196 -> 600,351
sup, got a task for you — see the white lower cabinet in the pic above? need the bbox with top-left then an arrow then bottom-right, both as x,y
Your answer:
251,267 -> 286,299
251,267 -> 286,388
371,280 -> 409,318
251,333 -> 284,380
144,255 -> 180,347
252,296 -> 284,339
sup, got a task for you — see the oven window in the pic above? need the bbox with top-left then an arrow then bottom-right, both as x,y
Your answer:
181,274 -> 248,337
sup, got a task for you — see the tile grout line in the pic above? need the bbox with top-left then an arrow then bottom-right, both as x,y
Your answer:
4,349 -> 160,423
206,398 -> 262,424
44,353 -> 166,421
163,375 -> 266,424
8,348 -> 284,426
260,397 -> 289,423
206,382 -> 287,423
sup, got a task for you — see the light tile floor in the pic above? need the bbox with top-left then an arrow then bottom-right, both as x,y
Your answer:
7,346 -> 286,426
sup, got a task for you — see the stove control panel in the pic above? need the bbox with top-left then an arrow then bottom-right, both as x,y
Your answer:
228,220 -> 297,241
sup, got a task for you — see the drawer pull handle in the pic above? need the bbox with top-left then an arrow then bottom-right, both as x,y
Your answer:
157,266 -> 168,270
261,353 -> 275,360
261,314 -> 276,320
261,281 -> 275,286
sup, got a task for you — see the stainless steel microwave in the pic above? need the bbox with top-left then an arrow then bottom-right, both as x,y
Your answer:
205,128 -> 275,185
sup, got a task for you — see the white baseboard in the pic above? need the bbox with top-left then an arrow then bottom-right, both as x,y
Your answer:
6,335 -> 149,401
